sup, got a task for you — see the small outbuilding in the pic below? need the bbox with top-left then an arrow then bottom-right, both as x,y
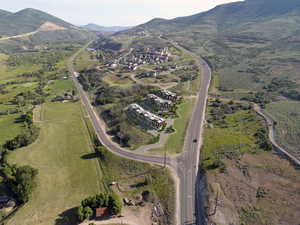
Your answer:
95,207 -> 109,219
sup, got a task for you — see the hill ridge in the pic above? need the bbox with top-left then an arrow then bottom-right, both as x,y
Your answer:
0,8 -> 74,36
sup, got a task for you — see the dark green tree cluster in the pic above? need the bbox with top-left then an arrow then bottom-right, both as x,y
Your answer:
254,128 -> 272,151
208,99 -> 250,123
4,125 -> 39,151
241,92 -> 271,107
3,109 -> 40,151
263,77 -> 296,92
77,193 -> 122,221
0,110 -> 40,204
281,90 -> 300,101
1,164 -> 38,203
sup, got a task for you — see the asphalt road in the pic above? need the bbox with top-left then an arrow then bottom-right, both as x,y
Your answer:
254,104 -> 300,166
171,42 -> 211,225
68,40 -> 212,225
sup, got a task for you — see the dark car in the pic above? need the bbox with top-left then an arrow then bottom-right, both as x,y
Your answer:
193,139 -> 197,143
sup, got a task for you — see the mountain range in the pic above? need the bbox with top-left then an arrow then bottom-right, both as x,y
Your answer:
82,23 -> 133,33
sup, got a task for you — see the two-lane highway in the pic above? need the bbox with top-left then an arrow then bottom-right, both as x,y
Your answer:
172,41 -> 211,225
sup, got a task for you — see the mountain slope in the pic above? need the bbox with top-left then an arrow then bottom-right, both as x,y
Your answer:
135,0 -> 300,31
0,9 -> 12,18
83,23 -> 133,32
0,8 -> 74,36
125,0 -> 300,86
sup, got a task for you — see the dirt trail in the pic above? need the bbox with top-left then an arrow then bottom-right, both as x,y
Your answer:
0,31 -> 38,41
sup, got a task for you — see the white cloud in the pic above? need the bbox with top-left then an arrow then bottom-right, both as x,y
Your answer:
1,0 -> 239,26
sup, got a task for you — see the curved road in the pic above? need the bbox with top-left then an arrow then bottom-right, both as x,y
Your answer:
0,31 -> 38,41
253,104 -> 300,166
68,40 -> 212,225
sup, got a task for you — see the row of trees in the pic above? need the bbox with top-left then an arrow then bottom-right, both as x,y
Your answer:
0,109 -> 40,203
77,193 -> 122,221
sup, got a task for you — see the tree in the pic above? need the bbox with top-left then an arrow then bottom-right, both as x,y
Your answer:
10,165 -> 38,203
77,206 -> 85,221
77,206 -> 93,221
108,193 -> 122,215
84,206 -> 93,220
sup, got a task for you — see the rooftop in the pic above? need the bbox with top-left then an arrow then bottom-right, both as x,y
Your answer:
95,207 -> 109,218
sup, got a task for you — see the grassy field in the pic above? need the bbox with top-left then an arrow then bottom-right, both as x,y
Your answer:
0,113 -> 24,145
150,98 -> 196,154
46,79 -> 74,98
7,102 -> 101,225
266,100 -> 300,159
102,74 -> 135,88
74,50 -> 98,71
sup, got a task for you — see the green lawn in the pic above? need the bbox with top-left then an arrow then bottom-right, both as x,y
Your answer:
151,98 -> 196,154
266,100 -> 300,158
7,102 -> 101,225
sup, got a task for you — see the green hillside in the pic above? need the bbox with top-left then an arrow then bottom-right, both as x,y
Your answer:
0,9 -> 12,18
123,0 -> 300,94
0,8 -> 74,36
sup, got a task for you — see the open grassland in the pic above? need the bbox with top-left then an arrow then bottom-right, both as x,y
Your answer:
202,107 -> 267,170
150,98 -> 195,154
266,100 -> 300,159
7,102 -> 101,225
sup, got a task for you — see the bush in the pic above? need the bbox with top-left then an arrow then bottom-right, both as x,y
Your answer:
77,206 -> 93,221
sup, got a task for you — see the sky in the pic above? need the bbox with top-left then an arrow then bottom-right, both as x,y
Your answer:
1,0 -> 239,26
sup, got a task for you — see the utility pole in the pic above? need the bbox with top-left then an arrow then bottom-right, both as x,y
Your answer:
164,148 -> 167,168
